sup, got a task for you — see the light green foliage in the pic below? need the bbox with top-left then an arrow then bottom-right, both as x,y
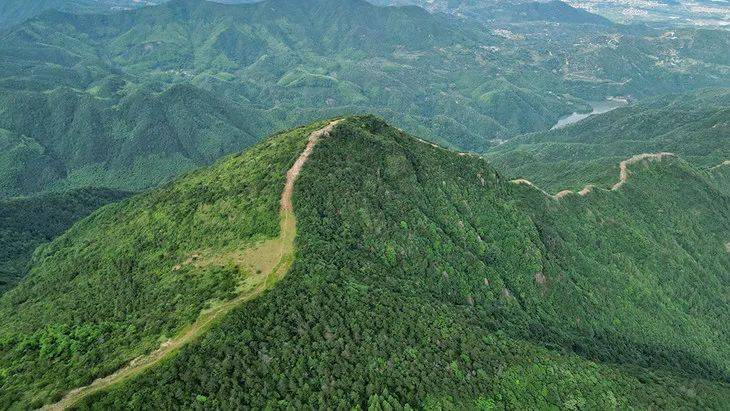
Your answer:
65,117 -> 728,409
0,121 -> 322,407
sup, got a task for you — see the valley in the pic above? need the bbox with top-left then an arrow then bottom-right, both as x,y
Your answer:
0,0 -> 728,200
0,0 -> 727,409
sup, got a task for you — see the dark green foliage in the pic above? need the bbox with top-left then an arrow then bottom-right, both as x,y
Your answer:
709,162 -> 730,196
64,117 -> 728,409
0,84 -> 270,197
0,0 -> 727,158
0,121 -> 323,407
0,187 -> 129,294
486,88 -> 730,192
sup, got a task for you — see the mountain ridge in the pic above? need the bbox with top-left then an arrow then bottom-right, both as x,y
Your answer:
1,116 -> 727,408
44,119 -> 342,410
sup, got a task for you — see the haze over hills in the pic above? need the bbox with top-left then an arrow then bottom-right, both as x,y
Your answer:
368,0 -> 614,25
565,0 -> 730,29
0,0 -> 161,29
0,117 -> 727,408
0,0 -> 728,198
0,0 -> 613,30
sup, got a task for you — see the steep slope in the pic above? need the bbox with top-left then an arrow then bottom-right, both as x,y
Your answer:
2,117 -> 726,409
486,88 -> 730,192
46,120 -> 341,410
710,161 -> 730,196
83,117 -> 729,409
0,83 -> 270,197
0,188 -> 130,294
0,120 -> 330,407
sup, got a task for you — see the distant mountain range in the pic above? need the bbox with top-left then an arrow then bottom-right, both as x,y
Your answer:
0,0 -> 727,198
0,84 -> 268,197
0,0 -> 613,29
368,0 -> 613,25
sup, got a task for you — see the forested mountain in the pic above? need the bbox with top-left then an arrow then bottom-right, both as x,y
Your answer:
1,117 -> 728,408
0,0 -> 727,408
0,83 -> 270,198
486,88 -> 730,192
0,0 -> 148,29
0,188 -> 129,294
710,161 -> 730,196
1,0 -> 610,31
369,0 -> 613,25
0,0 -> 726,169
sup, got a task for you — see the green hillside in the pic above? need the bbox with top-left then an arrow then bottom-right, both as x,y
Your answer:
0,188 -> 129,295
0,83 -> 269,198
0,120 -> 328,407
486,88 -> 730,193
710,161 -> 730,196
0,0 -> 95,29
1,117 -> 727,409
0,0 -> 167,29
0,0 -> 727,155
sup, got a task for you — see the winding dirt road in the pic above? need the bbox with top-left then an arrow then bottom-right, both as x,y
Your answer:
43,120 -> 342,411
513,152 -> 676,200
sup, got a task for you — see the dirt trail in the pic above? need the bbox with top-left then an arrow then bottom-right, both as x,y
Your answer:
512,152 -> 675,200
612,152 -> 674,190
43,120 -> 342,411
709,160 -> 730,171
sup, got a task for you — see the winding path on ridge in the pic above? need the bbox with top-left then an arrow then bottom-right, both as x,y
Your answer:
511,152 -> 676,200
43,120 -> 342,411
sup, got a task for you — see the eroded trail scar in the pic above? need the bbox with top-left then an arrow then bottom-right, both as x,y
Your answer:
511,152 -> 675,200
43,120 -> 342,411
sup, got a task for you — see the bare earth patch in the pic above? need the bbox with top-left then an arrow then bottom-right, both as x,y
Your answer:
44,120 -> 342,410
511,152 -> 675,201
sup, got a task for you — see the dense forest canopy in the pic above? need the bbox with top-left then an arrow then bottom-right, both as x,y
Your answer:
0,188 -> 129,294
0,0 -> 727,408
1,117 -> 728,408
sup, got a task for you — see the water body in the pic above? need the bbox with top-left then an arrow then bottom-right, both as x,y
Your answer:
552,98 -> 629,130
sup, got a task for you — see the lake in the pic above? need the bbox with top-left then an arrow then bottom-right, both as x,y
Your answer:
551,98 -> 629,130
